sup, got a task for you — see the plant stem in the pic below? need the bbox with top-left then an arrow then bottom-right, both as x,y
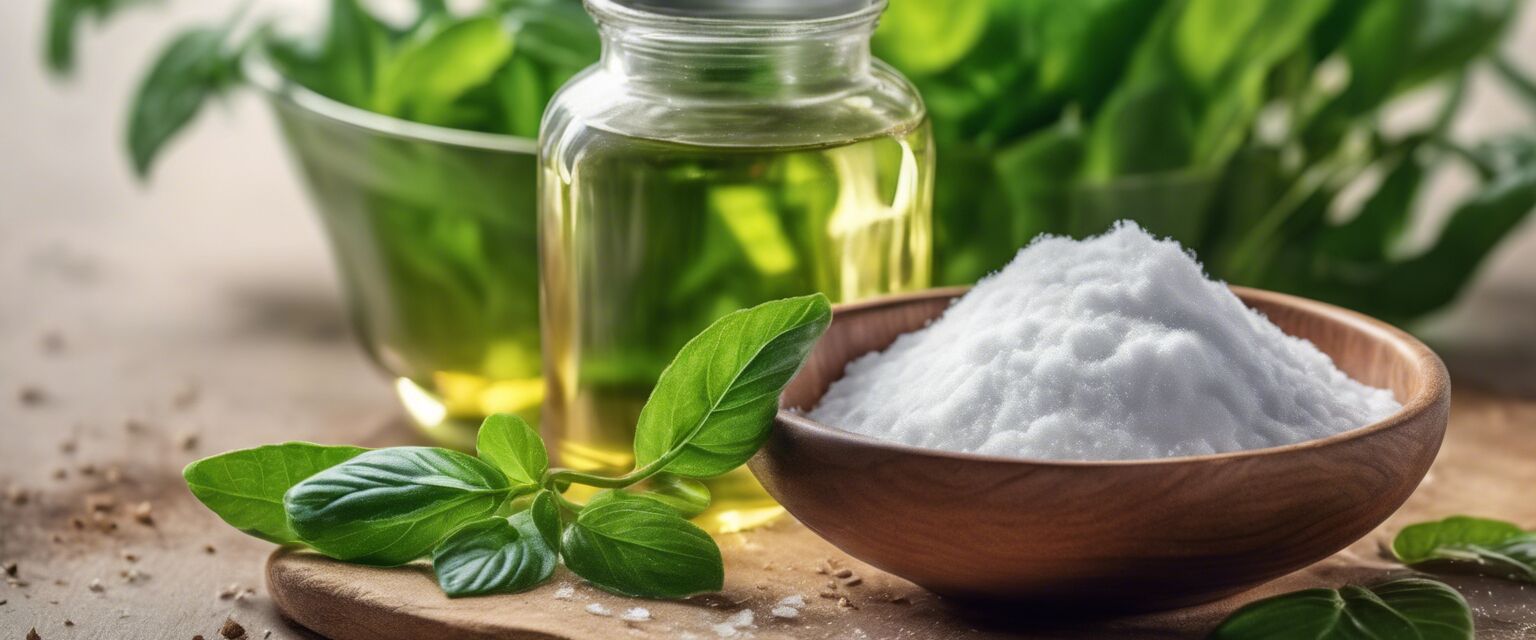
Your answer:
548,460 -> 664,489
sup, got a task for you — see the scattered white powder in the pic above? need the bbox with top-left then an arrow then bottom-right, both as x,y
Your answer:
552,585 -> 576,600
775,594 -> 806,609
725,610 -> 755,628
810,222 -> 1402,461
770,606 -> 800,619
620,607 -> 652,622
585,603 -> 612,617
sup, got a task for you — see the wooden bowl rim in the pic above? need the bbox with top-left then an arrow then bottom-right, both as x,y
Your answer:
775,284 -> 1449,468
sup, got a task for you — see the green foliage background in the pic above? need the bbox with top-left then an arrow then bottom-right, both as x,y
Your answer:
48,0 -> 1536,325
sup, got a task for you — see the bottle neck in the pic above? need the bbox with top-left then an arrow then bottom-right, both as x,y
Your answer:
590,1 -> 880,99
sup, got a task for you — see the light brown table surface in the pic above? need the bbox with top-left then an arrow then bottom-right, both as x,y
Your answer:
3,1 -> 1536,638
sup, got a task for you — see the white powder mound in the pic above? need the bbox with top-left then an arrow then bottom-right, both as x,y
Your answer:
809,222 -> 1402,461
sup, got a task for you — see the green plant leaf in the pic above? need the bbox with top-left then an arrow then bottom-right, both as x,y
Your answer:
476,413 -> 547,493
44,0 -> 155,75
1210,578 -> 1473,639
126,25 -> 241,178
631,293 -> 832,479
431,510 -> 557,597
375,16 -> 515,122
871,0 -> 988,75
1394,516 -> 1536,583
634,474 -> 711,518
561,492 -> 723,598
528,490 -> 561,551
1397,0 -> 1515,90
284,447 -> 512,566
263,0 -> 391,108
182,443 -> 366,544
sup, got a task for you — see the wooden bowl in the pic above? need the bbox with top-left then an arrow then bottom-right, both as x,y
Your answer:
749,286 -> 1449,610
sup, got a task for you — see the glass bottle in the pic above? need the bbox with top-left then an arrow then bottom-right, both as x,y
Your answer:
538,0 -> 933,532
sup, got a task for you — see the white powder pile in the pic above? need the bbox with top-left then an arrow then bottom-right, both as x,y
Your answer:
809,222 -> 1401,461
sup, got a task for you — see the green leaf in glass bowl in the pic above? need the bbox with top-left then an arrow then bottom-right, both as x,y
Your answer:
374,15 -> 515,123
127,25 -> 242,178
284,447 -> 512,566
183,443 -> 366,544
1210,577 -> 1473,639
560,492 -> 723,598
1394,515 -> 1536,583
431,510 -> 557,597
631,293 -> 831,479
475,413 -> 547,494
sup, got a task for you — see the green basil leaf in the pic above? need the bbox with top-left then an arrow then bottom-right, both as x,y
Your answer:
285,447 -> 511,566
126,25 -> 241,178
632,293 -> 831,479
1394,516 -> 1536,583
375,16 -> 515,122
183,443 -> 366,544
561,494 -> 723,598
632,474 -> 711,518
528,490 -> 561,551
476,413 -> 547,493
431,510 -> 557,597
1210,578 -> 1473,640
44,0 -> 154,75
871,0 -> 988,75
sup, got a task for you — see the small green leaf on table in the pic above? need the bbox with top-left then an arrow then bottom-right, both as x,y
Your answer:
476,413 -> 547,494
432,510 -> 557,598
1394,515 -> 1536,583
632,293 -> 831,479
183,443 -> 366,544
284,447 -> 512,566
561,492 -> 723,598
1210,577 -> 1473,640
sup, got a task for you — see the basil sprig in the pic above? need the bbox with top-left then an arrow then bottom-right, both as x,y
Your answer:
1210,578 -> 1473,640
183,293 -> 831,598
1393,515 -> 1536,584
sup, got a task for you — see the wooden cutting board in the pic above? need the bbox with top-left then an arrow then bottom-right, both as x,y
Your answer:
267,390 -> 1536,640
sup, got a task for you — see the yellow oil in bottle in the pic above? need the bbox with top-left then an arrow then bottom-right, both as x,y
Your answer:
540,121 -> 933,532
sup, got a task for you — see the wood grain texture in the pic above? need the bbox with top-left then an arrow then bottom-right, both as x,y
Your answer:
752,286 -> 1451,609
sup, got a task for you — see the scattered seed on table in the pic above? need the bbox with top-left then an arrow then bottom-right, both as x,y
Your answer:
832,568 -> 853,579
88,578 -> 105,593
218,584 -> 241,600
18,386 -> 47,406
3,561 -> 16,576
173,384 -> 200,410
844,577 -> 863,587
27,628 -> 41,640
5,486 -> 27,506
79,464 -> 96,476
179,433 -> 201,452
132,502 -> 154,526
219,617 -> 245,639
40,332 -> 65,354
87,493 -> 116,512
203,544 -> 216,554
63,620 -> 73,627
122,551 -> 139,563
59,440 -> 77,454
